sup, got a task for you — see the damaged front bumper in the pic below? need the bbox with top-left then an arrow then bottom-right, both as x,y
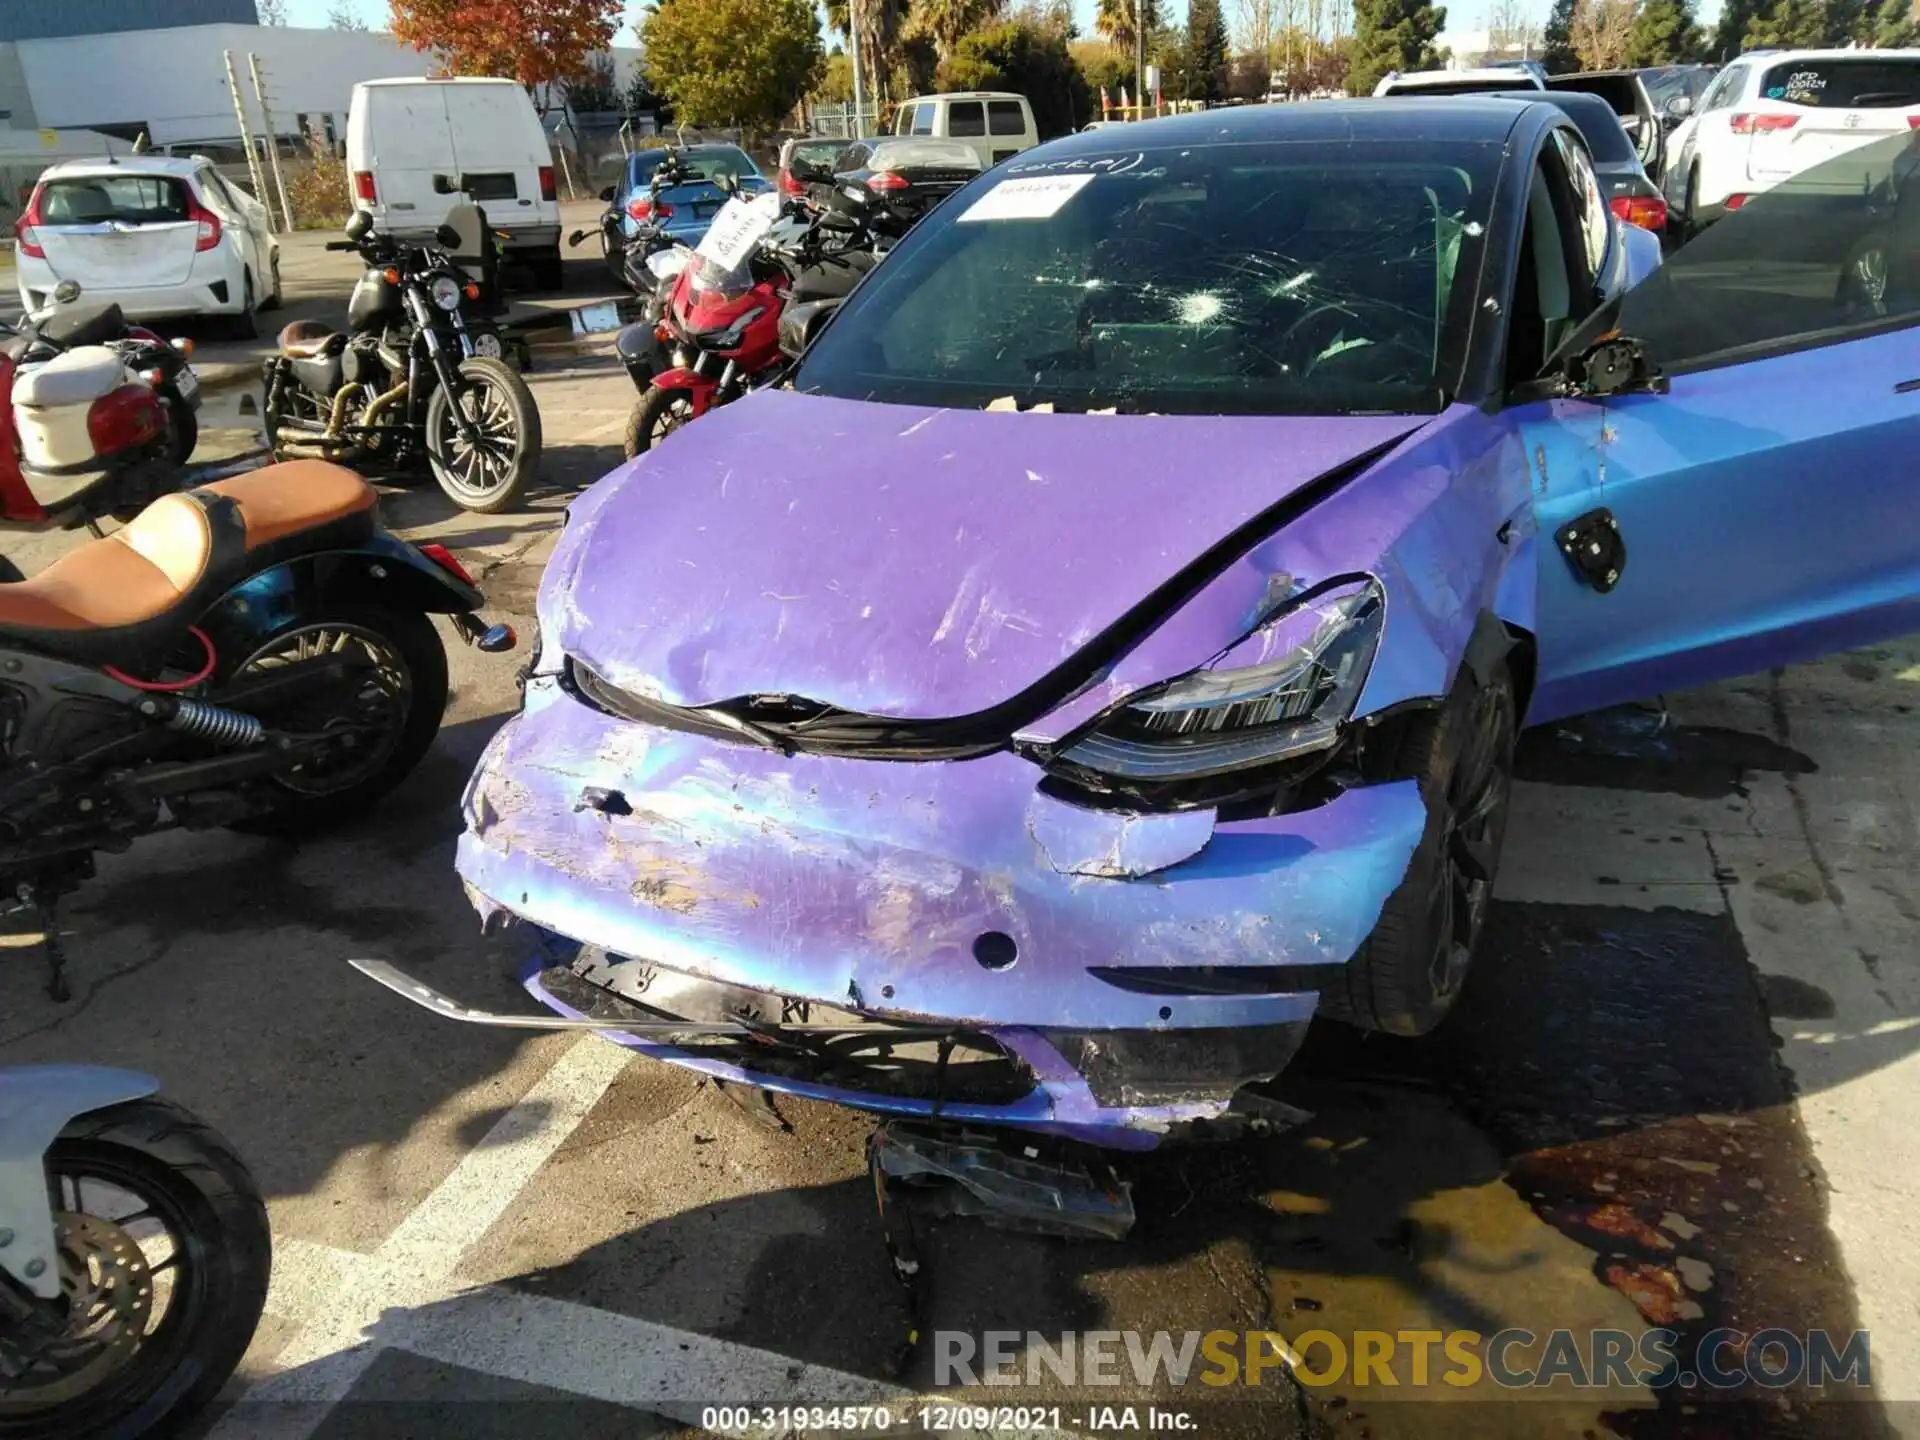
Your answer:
453,677 -> 1428,1147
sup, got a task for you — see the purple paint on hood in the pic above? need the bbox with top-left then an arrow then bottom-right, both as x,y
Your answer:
556,389 -> 1420,721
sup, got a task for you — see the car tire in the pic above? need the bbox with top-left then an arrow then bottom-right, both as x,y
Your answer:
1682,167 -> 1701,242
229,271 -> 258,340
1318,661 -> 1518,1037
259,251 -> 283,311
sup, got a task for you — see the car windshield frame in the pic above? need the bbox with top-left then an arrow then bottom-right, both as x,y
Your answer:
794,136 -> 1501,417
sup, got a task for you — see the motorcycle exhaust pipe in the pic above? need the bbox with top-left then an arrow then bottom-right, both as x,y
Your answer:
362,378 -> 409,429
324,382 -> 366,438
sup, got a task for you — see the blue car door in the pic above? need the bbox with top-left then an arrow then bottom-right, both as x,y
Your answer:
1522,130 -> 1920,724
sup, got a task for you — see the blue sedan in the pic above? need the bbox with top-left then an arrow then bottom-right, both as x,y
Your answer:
616,143 -> 771,248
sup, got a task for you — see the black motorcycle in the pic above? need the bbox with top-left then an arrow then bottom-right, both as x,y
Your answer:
263,210 -> 541,514
2,285 -> 203,467
0,461 -> 515,1001
570,146 -> 696,286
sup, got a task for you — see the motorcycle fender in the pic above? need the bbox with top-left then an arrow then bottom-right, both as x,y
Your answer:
0,1066 -> 159,1297
651,369 -> 718,416
195,536 -> 485,666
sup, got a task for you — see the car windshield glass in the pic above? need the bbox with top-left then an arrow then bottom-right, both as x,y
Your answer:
867,140 -> 980,169
39,174 -> 190,225
1641,66 -> 1715,109
795,138 -> 1497,416
1761,58 -> 1920,107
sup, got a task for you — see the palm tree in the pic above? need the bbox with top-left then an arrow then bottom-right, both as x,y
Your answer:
909,0 -> 1006,62
829,0 -> 908,117
1095,0 -> 1157,53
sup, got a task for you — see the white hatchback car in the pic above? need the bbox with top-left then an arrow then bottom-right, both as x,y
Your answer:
13,157 -> 281,336
1663,48 -> 1920,230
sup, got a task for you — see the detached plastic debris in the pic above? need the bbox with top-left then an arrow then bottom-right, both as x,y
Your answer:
873,1122 -> 1135,1240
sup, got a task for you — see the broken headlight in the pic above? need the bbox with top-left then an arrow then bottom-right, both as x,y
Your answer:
1053,580 -> 1384,782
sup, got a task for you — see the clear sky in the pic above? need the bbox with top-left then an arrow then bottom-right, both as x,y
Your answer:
278,0 -> 1724,52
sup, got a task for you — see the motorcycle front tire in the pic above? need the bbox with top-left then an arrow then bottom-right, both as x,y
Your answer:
624,385 -> 701,460
0,1098 -> 270,1440
424,356 -> 541,514
163,391 -> 198,467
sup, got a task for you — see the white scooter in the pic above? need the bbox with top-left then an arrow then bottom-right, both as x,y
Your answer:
0,1066 -> 270,1438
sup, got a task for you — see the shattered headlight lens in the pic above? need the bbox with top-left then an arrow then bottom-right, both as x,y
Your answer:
1055,580 -> 1384,782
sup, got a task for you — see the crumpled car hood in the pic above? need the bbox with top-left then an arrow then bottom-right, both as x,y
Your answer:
552,388 -> 1421,721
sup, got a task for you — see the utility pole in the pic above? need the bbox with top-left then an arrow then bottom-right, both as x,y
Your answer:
223,51 -> 270,214
1134,0 -> 1146,121
247,53 -> 294,232
850,9 -> 866,139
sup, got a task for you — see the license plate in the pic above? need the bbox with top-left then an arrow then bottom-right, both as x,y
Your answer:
174,368 -> 200,402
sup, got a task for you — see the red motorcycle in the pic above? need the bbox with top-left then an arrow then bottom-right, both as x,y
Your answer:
624,190 -> 876,458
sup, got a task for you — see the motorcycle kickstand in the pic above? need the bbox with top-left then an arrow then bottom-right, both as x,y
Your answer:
20,888 -> 71,1002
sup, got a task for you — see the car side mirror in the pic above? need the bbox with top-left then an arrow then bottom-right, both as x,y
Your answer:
344,209 -> 374,241
432,172 -> 461,195
1663,95 -> 1693,122
1553,332 -> 1668,400
52,280 -> 82,304
599,185 -> 616,202
779,298 -> 840,360
568,228 -> 588,246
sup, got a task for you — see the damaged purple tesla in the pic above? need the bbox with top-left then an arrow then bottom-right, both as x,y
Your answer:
371,99 -> 1920,1146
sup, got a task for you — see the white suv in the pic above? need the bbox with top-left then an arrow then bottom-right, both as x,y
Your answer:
1663,49 -> 1920,229
13,156 -> 281,337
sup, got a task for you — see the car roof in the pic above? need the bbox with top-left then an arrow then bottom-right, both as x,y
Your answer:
357,76 -> 519,87
1733,47 -> 1920,62
40,156 -> 205,179
899,92 -> 1026,103
1029,97 -> 1536,155
1390,66 -> 1540,85
1484,89 -> 1638,162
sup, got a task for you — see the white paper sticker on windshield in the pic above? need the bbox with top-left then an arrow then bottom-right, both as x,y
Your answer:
957,173 -> 1095,223
697,197 -> 767,272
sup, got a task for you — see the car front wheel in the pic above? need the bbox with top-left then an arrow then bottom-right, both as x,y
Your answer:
1319,660 -> 1517,1037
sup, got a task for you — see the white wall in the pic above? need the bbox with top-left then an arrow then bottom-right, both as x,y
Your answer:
18,24 -> 646,150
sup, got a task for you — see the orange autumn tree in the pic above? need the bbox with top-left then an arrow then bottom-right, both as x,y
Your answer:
390,0 -> 623,100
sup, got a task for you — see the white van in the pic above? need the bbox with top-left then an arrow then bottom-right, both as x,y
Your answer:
346,77 -> 562,287
893,93 -> 1039,168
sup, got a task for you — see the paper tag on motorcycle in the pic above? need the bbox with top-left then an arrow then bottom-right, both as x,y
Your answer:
696,192 -> 782,275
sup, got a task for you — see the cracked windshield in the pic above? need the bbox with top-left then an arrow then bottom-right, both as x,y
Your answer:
796,141 -> 1497,415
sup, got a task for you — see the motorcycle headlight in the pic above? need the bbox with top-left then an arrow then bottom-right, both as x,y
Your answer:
429,275 -> 463,311
708,305 -> 766,350
1054,580 -> 1384,782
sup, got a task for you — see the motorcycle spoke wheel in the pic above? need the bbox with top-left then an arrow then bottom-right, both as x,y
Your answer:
435,378 -> 519,503
0,1168 -> 195,1413
236,622 -> 413,796
652,396 -> 694,445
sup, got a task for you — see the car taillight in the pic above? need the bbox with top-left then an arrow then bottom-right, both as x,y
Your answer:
1608,193 -> 1668,231
1725,193 -> 1752,211
778,168 -> 805,195
354,170 -> 378,202
538,165 -> 556,202
418,541 -> 476,586
867,171 -> 910,192
189,199 -> 222,252
1908,115 -> 1920,129
87,385 -> 163,456
14,185 -> 45,259
627,197 -> 674,222
1730,113 -> 1798,134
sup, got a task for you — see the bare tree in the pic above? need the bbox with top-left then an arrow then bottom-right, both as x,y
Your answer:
1234,0 -> 1278,58
256,0 -> 289,22
1570,0 -> 1636,68
1484,0 -> 1542,58
328,0 -> 370,29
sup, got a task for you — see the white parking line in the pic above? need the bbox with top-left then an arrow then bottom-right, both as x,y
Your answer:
216,1034 -> 633,1439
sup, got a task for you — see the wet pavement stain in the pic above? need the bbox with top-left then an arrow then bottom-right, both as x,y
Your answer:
1515,706 -> 1817,800
1204,899 -> 1891,1439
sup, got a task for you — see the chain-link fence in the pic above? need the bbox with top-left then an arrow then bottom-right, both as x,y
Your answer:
807,103 -> 884,140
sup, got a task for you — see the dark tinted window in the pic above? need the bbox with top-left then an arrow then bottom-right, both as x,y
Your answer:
1548,73 -> 1642,118
988,100 -> 1026,135
1492,92 -> 1635,162
683,145 -> 760,180
1386,78 -> 1533,96
948,101 -> 986,137
1760,58 -> 1920,108
797,139 -> 1498,416
1619,132 -> 1920,367
39,174 -> 190,225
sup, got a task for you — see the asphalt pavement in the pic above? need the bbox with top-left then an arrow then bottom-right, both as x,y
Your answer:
1,218 -> 1917,1440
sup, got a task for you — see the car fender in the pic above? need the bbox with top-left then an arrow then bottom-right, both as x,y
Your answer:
649,369 -> 720,416
0,1066 -> 159,1297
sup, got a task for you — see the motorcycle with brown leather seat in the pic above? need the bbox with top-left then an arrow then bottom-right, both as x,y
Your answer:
0,460 -> 516,1000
